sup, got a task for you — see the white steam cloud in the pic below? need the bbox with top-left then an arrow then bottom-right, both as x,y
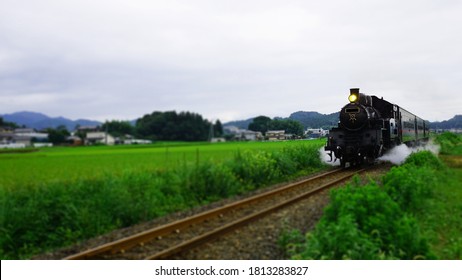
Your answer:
320,141 -> 440,166
379,141 -> 440,165
319,146 -> 340,166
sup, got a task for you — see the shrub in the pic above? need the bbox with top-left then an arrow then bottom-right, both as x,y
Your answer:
293,215 -> 381,260
186,161 -> 244,201
231,150 -> 281,188
383,152 -> 443,212
383,165 -> 434,212
403,150 -> 444,170
283,179 -> 433,260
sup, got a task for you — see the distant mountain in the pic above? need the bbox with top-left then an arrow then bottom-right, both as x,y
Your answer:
288,111 -> 339,129
223,118 -> 254,129
224,111 -> 340,130
1,111 -> 102,131
430,115 -> 462,129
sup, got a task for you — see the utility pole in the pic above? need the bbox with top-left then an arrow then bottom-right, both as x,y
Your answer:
105,121 -> 108,145
209,120 -> 214,142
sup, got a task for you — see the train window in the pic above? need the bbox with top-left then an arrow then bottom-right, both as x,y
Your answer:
345,107 -> 360,113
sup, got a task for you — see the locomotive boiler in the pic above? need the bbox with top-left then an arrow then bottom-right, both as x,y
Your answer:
325,88 -> 430,167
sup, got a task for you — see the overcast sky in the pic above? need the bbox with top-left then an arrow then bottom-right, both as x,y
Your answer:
1,0 -> 461,122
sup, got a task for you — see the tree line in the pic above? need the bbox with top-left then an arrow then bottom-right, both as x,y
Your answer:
3,112 -> 306,143
136,111 -> 222,141
2,112 -> 224,144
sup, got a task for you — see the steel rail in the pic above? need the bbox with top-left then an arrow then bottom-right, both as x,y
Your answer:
64,168 -> 344,260
145,168 -> 365,259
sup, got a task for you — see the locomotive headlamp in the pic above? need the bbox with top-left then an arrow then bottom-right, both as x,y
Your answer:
349,88 -> 360,103
348,94 -> 358,103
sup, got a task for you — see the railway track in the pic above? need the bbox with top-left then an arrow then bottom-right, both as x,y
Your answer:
64,167 -> 368,260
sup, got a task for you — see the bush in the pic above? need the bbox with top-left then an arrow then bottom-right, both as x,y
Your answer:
296,215 -> 381,260
282,177 -> 434,260
403,150 -> 444,170
231,150 -> 281,188
383,152 -> 443,212
186,162 -> 245,201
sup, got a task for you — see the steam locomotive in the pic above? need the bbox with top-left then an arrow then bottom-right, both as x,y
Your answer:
325,88 -> 430,167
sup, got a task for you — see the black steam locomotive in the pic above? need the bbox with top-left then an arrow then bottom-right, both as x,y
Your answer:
325,88 -> 430,167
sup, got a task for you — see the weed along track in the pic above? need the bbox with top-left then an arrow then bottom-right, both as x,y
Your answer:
64,167 -> 373,260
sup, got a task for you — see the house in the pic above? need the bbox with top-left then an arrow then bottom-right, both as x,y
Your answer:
86,132 -> 116,145
66,136 -> 83,146
266,130 -> 285,141
305,128 -> 328,139
13,128 -> 49,146
0,131 -> 14,144
242,130 -> 263,141
223,126 -> 263,141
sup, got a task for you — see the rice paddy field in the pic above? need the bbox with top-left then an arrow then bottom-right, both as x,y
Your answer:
0,139 -> 325,189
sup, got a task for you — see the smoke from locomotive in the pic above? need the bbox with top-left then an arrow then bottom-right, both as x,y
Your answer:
325,88 -> 430,167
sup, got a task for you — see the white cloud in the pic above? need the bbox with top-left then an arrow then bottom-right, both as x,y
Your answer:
1,0 -> 461,122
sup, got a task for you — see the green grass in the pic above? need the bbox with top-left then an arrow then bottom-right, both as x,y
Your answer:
418,165 -> 462,259
418,133 -> 462,259
435,132 -> 462,155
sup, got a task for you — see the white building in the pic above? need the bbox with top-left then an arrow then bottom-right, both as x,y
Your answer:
305,128 -> 328,138
86,132 -> 116,145
223,126 -> 263,141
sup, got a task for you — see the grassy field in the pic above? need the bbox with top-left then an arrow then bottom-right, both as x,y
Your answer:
0,139 -> 326,259
420,133 -> 462,259
0,140 -> 324,189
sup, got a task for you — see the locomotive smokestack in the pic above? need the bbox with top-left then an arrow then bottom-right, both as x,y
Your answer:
350,88 -> 359,94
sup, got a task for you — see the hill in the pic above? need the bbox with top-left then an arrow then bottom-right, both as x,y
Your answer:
289,111 -> 339,129
1,111 -> 101,131
224,111 -> 340,130
430,115 -> 462,129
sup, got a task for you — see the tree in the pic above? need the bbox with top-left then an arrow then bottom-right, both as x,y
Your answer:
47,126 -> 70,145
135,111 -> 212,141
101,120 -> 134,137
248,116 -> 272,134
269,119 -> 304,137
213,120 -> 224,137
0,117 -> 19,129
